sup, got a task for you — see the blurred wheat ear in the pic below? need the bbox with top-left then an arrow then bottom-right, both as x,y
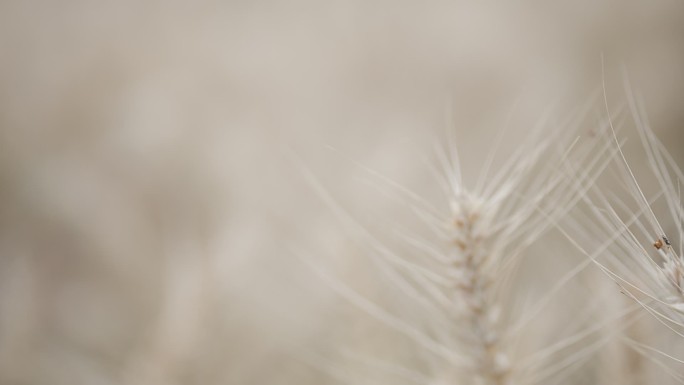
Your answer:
293,99 -> 620,385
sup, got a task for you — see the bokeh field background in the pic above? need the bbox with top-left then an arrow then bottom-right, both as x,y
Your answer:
1,1 -> 683,384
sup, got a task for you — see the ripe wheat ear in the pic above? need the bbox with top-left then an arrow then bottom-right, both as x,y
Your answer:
563,76 -> 684,382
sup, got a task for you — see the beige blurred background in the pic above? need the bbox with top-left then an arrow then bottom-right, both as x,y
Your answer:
0,1 -> 683,384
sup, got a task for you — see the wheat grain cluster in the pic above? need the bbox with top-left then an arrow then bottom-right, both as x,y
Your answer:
301,86 -> 684,385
